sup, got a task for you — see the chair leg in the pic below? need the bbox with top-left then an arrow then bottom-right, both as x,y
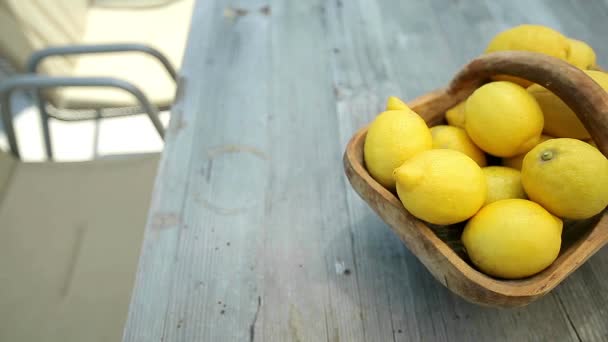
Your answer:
93,109 -> 101,159
37,93 -> 53,160
0,91 -> 20,158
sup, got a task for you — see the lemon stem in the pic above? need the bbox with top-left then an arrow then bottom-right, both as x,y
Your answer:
541,150 -> 554,161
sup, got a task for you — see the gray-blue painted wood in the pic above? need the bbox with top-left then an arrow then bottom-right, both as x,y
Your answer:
124,0 -> 608,341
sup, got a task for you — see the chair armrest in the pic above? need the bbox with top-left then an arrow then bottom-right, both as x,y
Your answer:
0,74 -> 165,159
26,43 -> 177,81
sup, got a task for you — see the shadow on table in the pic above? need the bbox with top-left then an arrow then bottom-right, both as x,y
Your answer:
323,211 -> 597,340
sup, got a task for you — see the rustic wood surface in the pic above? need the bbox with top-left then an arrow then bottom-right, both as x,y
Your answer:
124,0 -> 608,341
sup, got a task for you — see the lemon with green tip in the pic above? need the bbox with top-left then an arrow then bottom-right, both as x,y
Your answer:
522,138 -> 608,219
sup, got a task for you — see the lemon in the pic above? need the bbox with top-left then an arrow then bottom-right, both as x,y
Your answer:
527,70 -> 608,139
502,134 -> 554,170
386,96 -> 408,110
394,149 -> 486,225
528,83 -> 588,138
485,24 -> 570,87
462,199 -> 562,279
465,81 -> 544,157
482,166 -> 526,205
485,24 -> 569,60
567,38 -> 596,69
584,70 -> 608,87
364,109 -> 432,189
445,101 -> 466,128
430,125 -> 487,166
522,138 -> 608,219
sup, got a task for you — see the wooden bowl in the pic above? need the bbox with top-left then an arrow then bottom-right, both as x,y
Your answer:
343,51 -> 608,307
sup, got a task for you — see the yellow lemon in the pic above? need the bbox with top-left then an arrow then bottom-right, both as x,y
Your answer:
445,101 -> 466,128
485,24 -> 570,87
386,96 -> 408,110
364,109 -> 432,189
528,83 -> 588,138
465,81 -> 544,157
502,134 -> 554,170
430,125 -> 487,166
485,24 -> 570,59
394,149 -> 486,225
522,138 -> 608,219
527,70 -> 608,139
567,38 -> 597,69
482,166 -> 526,205
462,199 -> 562,279
584,70 -> 608,87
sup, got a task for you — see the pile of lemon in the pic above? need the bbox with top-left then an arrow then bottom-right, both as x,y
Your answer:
364,25 -> 608,279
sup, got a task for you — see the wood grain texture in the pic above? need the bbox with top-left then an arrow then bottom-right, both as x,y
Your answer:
124,0 -> 608,341
260,2 -> 355,341
124,0 -> 272,340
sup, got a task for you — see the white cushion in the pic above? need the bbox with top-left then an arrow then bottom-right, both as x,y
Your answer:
52,0 -> 194,109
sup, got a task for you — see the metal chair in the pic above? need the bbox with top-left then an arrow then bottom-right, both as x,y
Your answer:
0,0 -> 194,159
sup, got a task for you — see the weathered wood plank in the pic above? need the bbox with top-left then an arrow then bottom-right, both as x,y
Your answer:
326,1 -> 430,341
159,1 -> 273,341
428,0 -> 498,65
123,1 -> 217,340
258,1 -> 364,341
124,0 -> 272,340
125,0 -> 608,341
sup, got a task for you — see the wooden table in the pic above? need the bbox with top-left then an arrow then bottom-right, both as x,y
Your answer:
124,1 -> 608,341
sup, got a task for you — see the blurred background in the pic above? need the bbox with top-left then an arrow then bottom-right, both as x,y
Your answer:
0,1 -> 193,341
0,0 -> 195,161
